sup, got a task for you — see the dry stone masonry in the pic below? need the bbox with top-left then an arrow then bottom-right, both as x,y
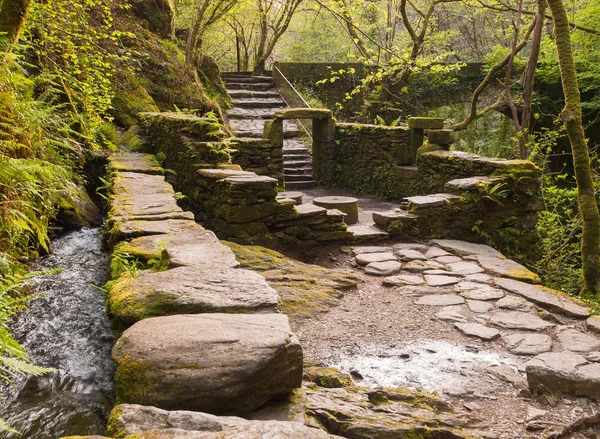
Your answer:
104,152 -> 303,417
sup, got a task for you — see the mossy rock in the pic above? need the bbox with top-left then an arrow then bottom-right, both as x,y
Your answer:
130,0 -> 173,38
195,54 -> 232,110
223,241 -> 360,319
304,366 -> 354,388
55,183 -> 103,229
113,68 -> 159,127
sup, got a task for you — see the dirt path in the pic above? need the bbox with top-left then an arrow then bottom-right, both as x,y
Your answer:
291,241 -> 600,439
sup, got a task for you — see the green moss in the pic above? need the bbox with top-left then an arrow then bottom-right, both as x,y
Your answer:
106,405 -> 126,438
113,69 -> 159,127
304,366 -> 354,388
114,355 -> 159,405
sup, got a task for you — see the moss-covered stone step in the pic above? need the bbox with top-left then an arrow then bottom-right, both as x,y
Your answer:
107,265 -> 279,327
107,404 -> 342,439
112,313 -> 303,414
109,172 -> 189,221
109,153 -> 163,175
231,98 -> 286,109
118,228 -> 238,268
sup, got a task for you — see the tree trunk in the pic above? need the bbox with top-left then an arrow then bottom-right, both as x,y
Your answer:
0,0 -> 32,45
253,1 -> 268,75
546,0 -> 600,295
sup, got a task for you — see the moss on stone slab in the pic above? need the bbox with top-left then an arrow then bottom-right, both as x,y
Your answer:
304,366 -> 354,388
114,354 -> 159,405
223,241 -> 359,319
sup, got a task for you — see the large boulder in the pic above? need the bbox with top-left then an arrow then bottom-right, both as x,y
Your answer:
112,313 -> 303,414
107,404 -> 341,439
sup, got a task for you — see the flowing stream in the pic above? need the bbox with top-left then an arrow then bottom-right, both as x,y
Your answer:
0,228 -> 115,439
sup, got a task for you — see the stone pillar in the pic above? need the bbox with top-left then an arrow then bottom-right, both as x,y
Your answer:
408,117 -> 444,165
312,117 -> 336,186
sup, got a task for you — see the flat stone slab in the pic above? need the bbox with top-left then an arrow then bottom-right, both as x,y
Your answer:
556,329 -> 600,353
454,323 -> 500,340
425,247 -> 451,258
429,239 -> 504,258
111,172 -> 187,221
489,311 -> 554,331
436,305 -> 469,322
503,334 -> 552,355
404,260 -> 445,272
393,243 -> 430,252
364,260 -> 401,276
109,404 -> 340,439
525,352 -> 600,400
424,275 -> 461,287
495,278 -> 590,318
416,294 -> 465,306
109,219 -> 203,242
109,153 -> 164,175
465,273 -> 493,284
396,249 -> 427,261
435,255 -> 463,264
383,274 -> 424,286
295,203 -> 327,217
112,314 -> 303,414
475,255 -> 541,284
458,285 -> 505,301
467,300 -> 494,314
496,296 -> 533,311
447,261 -> 485,275
119,229 -> 238,268
107,266 -> 279,326
355,252 -> 397,266
373,211 -> 417,228
350,246 -> 393,255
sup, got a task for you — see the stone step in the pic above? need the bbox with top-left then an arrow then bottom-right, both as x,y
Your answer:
285,180 -> 317,189
283,150 -> 311,158
233,129 -> 303,139
284,167 -> 312,175
231,98 -> 286,109
112,313 -> 302,414
227,108 -> 280,119
403,193 -> 461,210
285,159 -> 311,167
284,174 -> 314,182
223,75 -> 273,84
348,224 -> 390,241
372,210 -> 418,230
226,82 -> 275,91
228,90 -> 281,99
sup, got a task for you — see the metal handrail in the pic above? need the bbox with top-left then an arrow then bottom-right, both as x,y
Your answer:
273,65 -> 313,142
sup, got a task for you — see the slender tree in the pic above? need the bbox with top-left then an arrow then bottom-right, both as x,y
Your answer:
546,0 -> 600,296
0,0 -> 32,45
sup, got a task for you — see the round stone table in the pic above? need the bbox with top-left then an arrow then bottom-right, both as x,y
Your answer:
313,196 -> 359,225
276,191 -> 303,205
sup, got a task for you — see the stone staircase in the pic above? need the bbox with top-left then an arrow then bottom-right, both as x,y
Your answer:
222,72 -> 316,189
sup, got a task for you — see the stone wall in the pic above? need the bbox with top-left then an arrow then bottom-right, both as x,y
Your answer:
314,122 -> 414,197
138,112 -> 283,183
137,111 -> 350,246
104,152 -> 303,415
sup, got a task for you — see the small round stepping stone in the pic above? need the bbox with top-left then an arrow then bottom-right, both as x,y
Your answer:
355,252 -> 396,266
276,191 -> 303,204
416,294 -> 465,306
383,274 -> 424,286
447,261 -> 485,275
467,300 -> 494,314
496,296 -> 533,311
503,333 -> 552,355
436,305 -> 469,322
365,260 -> 401,276
490,311 -> 554,331
455,322 -> 500,340
313,196 -> 359,224
435,255 -> 463,264
460,286 -> 505,301
556,329 -> 600,353
425,247 -> 451,258
396,249 -> 427,261
424,275 -> 461,287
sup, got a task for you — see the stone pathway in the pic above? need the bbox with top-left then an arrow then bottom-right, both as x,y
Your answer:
292,238 -> 600,438
222,72 -> 315,188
